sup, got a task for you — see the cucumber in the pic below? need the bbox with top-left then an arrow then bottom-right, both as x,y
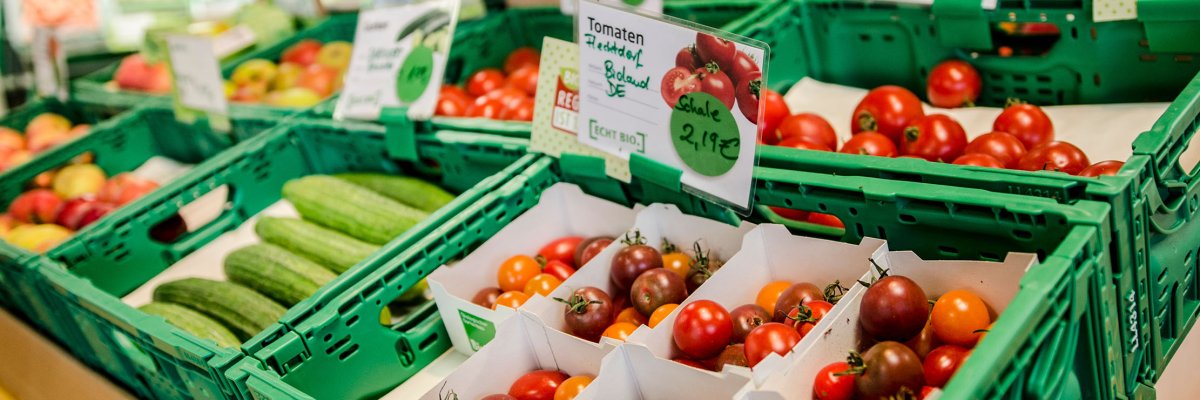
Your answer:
153,278 -> 286,340
139,302 -> 241,348
225,243 -> 336,307
282,175 -> 429,245
255,217 -> 379,273
334,173 -> 455,213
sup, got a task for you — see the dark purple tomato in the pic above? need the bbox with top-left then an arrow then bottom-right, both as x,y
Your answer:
685,257 -> 724,293
630,269 -> 688,316
730,304 -> 770,343
575,237 -> 614,267
859,276 -> 930,342
904,319 -> 942,360
855,341 -> 925,400
773,282 -> 824,322
611,244 -> 663,292
713,343 -> 749,370
472,287 -> 503,309
558,287 -> 614,342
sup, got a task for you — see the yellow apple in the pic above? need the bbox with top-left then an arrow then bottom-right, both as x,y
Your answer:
316,41 -> 353,72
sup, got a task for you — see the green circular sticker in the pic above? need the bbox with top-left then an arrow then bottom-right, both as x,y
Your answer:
623,0 -> 645,5
670,92 -> 741,177
396,45 -> 434,102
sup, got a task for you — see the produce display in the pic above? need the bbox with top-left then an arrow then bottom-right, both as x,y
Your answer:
0,113 -> 90,172
436,47 -> 540,121
139,173 -> 452,346
2,159 -> 158,252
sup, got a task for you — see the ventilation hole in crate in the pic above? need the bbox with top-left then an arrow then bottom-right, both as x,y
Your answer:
1093,74 -> 1101,86
324,334 -> 332,342
419,332 -> 440,350
858,34 -> 871,42
980,251 -> 1002,262
339,344 -> 359,361
1090,27 -> 1097,40
938,246 -> 959,256
1038,88 -> 1053,95
989,73 -> 1004,81
1013,229 -> 1033,239
1013,75 -> 1028,82
919,67 -> 928,77
1177,55 -> 1194,63
1070,27 -> 1078,39
1036,75 -> 1052,83
1140,54 -> 1159,62
326,336 -> 350,355
1014,87 -> 1030,95
783,198 -> 794,207
848,207 -> 859,216
898,214 -> 916,223
991,86 -> 1005,94
928,25 -> 936,36
1139,39 -> 1149,48
882,34 -> 894,42
818,203 -> 828,212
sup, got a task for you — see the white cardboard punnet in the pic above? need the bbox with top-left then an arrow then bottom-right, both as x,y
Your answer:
736,250 -> 1036,400
628,224 -> 888,385
429,183 -> 637,354
521,203 -> 756,355
576,343 -> 753,400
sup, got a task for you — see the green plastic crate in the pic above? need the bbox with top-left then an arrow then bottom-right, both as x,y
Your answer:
28,120 -> 531,399
70,13 -> 358,119
236,153 -> 1116,399
725,1 -> 1200,394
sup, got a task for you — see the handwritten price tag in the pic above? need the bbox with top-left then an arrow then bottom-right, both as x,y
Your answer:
166,35 -> 228,114
670,92 -> 739,176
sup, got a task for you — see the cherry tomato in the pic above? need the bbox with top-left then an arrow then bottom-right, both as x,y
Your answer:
770,207 -> 810,221
758,89 -> 791,145
926,60 -> 981,108
695,33 -> 736,73
730,51 -> 761,85
994,103 -> 1054,148
435,92 -> 469,117
507,65 -> 540,96
630,269 -> 688,316
676,46 -> 702,69
813,361 -> 856,400
756,280 -> 792,313
467,96 -> 506,119
730,304 -> 770,343
467,69 -> 506,97
773,282 -> 823,322
853,86 -> 925,143
523,273 -> 562,297
963,131 -> 1027,168
673,300 -> 733,359
776,136 -> 832,151
840,132 -> 898,157
661,67 -> 701,108
805,300 -> 833,321
504,47 -> 540,74
807,213 -> 844,228
539,237 -> 583,268
500,97 -> 535,121
603,322 -> 638,342
472,287 -> 502,309
860,276 -> 929,342
952,153 -> 1005,168
1017,141 -> 1090,175
553,376 -> 593,400
541,260 -> 575,282
508,370 -> 568,400
494,291 -> 530,310
576,237 -> 613,267
1079,160 -> 1124,177
498,255 -> 541,292
777,113 -> 838,150
485,86 -> 530,110
923,345 -> 970,388
905,319 -> 943,359
856,341 -> 925,399
696,63 -> 736,109
610,240 -> 663,292
440,84 -> 468,99
744,322 -> 801,367
930,289 -> 991,347
560,287 -> 613,341
736,72 -> 763,123
615,307 -> 649,326
663,251 -> 692,279
714,343 -> 749,370
785,301 -> 830,337
901,114 -> 968,162
649,303 -> 678,328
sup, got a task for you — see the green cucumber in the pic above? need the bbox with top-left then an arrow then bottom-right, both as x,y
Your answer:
153,278 -> 285,340
282,175 -> 429,244
255,217 -> 379,273
334,173 -> 455,213
224,243 -> 336,307
139,302 -> 241,348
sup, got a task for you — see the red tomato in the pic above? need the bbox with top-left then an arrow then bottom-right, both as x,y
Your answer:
504,47 -> 540,74
963,131 -> 1027,168
729,51 -> 761,86
1017,141 -> 1090,175
440,84 -> 468,99
539,237 -> 583,268
758,89 -> 791,144
994,103 -> 1054,148
901,114 -> 968,161
777,137 -> 832,152
926,60 -> 981,108
696,64 -> 736,109
672,300 -> 734,359
500,98 -> 536,122
777,113 -> 838,150
923,345 -> 970,387
661,67 -> 701,108
676,46 -> 702,69
467,96 -> 506,119
744,322 -> 801,367
807,213 -> 844,228
852,86 -> 925,143
953,153 -> 1005,168
1078,160 -> 1124,177
485,86 -> 529,110
840,132 -> 897,157
770,207 -> 809,221
736,72 -> 762,123
467,69 -> 507,97
920,386 -> 936,399
435,93 -> 469,117
508,370 -> 569,400
813,361 -> 856,400
695,33 -> 736,73
507,65 -> 540,97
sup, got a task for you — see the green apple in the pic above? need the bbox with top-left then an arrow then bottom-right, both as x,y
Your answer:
231,59 -> 278,87
273,62 -> 304,90
315,41 -> 353,72
264,87 -> 322,107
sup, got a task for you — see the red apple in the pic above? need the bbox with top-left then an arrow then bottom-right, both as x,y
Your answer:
114,54 -> 170,93
145,63 -> 173,94
0,127 -> 24,153
97,173 -> 159,206
281,40 -> 322,67
8,189 -> 63,224
296,64 -> 339,97
56,197 -> 99,230
231,81 -> 270,103
79,201 -> 115,230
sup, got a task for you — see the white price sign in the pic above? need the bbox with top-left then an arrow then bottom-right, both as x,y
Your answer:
166,35 -> 229,115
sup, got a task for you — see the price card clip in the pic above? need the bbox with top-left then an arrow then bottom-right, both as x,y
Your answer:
629,153 -> 682,193
381,106 -> 419,162
559,153 -> 630,205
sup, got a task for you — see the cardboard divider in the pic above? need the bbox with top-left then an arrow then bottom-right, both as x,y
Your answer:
576,343 -> 753,400
736,250 -> 1037,399
428,183 -> 638,354
628,224 -> 888,385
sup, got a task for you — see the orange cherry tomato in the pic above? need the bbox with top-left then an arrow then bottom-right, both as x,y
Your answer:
615,307 -> 649,326
663,252 -> 692,279
504,47 -> 540,74
553,375 -> 594,400
493,291 -> 530,310
523,273 -> 562,297
931,289 -> 992,347
603,322 -> 638,341
648,303 -> 679,328
498,255 -> 541,292
755,280 -> 792,314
